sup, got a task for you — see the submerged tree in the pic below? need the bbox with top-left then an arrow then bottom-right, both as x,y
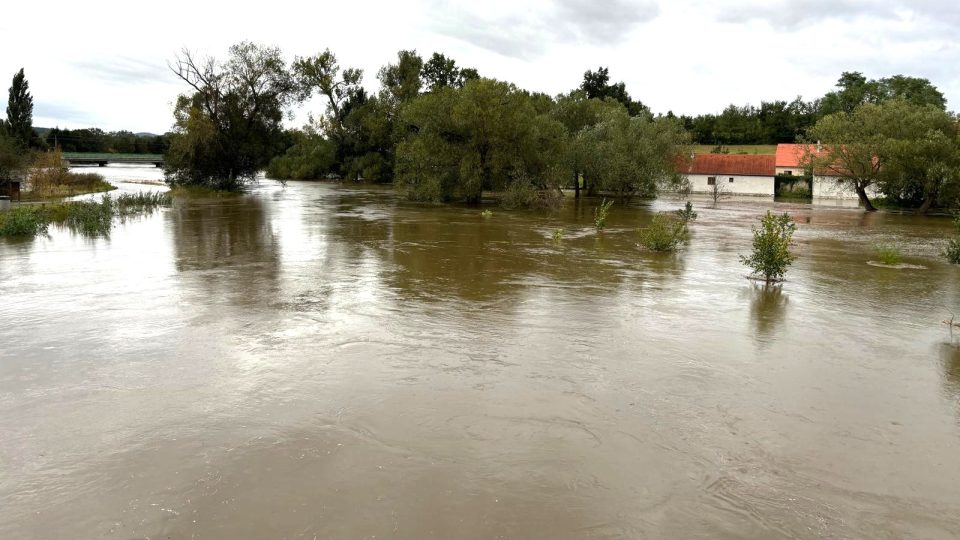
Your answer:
740,211 -> 796,282
3,68 -> 34,150
165,42 -> 299,190
577,107 -> 690,197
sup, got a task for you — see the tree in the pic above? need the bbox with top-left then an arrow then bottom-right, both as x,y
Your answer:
577,108 -> 689,197
3,68 -> 34,149
579,66 -> 649,118
807,103 -> 889,211
740,211 -> 796,282
395,78 -> 563,204
165,42 -> 298,190
421,53 -> 478,91
875,103 -> 960,212
809,99 -> 960,212
819,71 -> 946,115
293,49 -> 365,143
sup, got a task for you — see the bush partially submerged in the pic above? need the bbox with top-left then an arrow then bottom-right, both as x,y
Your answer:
0,206 -> 49,237
0,191 -> 172,238
638,214 -> 689,251
873,243 -> 902,265
637,203 -> 697,252
594,198 -> 614,231
740,211 -> 796,282
946,214 -> 960,265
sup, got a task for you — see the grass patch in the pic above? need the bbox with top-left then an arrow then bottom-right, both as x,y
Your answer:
0,206 -> 49,236
0,191 -> 172,238
873,243 -> 902,265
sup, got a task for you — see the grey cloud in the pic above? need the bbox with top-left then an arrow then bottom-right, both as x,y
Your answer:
34,101 -> 97,125
714,0 -> 894,27
714,0 -> 960,29
72,57 -> 169,85
429,0 -> 659,59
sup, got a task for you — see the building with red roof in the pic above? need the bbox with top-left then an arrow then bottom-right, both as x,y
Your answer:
679,153 -> 776,196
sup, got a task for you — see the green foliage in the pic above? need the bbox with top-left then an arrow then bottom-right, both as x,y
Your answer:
578,109 -> 690,197
0,129 -> 26,180
44,127 -> 169,154
637,213 -> 689,252
480,209 -> 493,218
945,215 -> 960,265
552,228 -> 564,241
421,53 -> 478,91
809,99 -> 960,212
165,42 -> 298,190
3,68 -> 34,149
395,78 -> 565,204
0,191 -> 171,238
873,243 -> 902,265
266,130 -> 337,180
0,205 -> 48,236
740,211 -> 797,282
676,201 -> 698,222
593,198 -> 614,231
580,67 -> 649,118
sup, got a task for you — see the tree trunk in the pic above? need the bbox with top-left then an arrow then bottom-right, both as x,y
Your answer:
918,193 -> 935,214
855,184 -> 876,212
573,171 -> 580,199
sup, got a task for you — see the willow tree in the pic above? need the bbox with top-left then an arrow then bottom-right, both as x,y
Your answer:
395,78 -> 564,204
578,108 -> 690,197
165,42 -> 298,190
809,99 -> 960,212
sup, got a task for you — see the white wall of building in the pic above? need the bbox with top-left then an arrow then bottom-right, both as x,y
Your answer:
812,176 -> 879,200
687,174 -> 774,197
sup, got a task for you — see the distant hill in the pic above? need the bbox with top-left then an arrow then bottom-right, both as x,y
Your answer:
34,127 -> 162,138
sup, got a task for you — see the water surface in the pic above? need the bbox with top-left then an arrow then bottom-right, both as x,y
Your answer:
2,167 -> 959,539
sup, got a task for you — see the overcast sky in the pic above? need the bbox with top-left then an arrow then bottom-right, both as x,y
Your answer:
1,0 -> 957,134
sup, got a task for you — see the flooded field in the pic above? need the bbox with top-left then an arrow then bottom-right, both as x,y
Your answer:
1,166 -> 959,539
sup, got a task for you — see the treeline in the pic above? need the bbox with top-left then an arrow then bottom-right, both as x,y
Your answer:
41,128 -> 170,154
680,72 -> 947,145
164,42 -> 958,212
167,43 -> 685,200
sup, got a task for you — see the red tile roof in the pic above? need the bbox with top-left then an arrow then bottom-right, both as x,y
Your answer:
681,154 -> 776,177
776,144 -> 828,168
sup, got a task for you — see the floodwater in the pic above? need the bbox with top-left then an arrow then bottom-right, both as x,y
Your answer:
1,165 -> 959,539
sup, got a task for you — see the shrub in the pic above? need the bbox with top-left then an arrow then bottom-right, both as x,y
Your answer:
873,243 -> 902,265
501,180 -> 537,209
946,214 -> 960,265
676,201 -> 698,222
740,211 -> 796,282
638,213 -> 689,252
594,198 -> 614,231
0,206 -> 49,237
552,228 -> 564,242
480,209 -> 493,218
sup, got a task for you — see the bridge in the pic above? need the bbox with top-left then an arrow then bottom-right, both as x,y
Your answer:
62,152 -> 164,168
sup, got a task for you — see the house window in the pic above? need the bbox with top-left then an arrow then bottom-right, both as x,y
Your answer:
707,177 -> 716,186
729,177 -> 734,183
785,171 -> 793,176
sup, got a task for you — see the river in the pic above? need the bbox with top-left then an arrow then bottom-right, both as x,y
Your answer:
1,165 -> 959,539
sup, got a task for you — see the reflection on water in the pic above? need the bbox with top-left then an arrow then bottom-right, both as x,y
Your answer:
2,177 -> 960,539
747,283 -> 788,344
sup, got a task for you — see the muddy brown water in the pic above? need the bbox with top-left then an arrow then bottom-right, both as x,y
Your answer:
1,169 -> 960,539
